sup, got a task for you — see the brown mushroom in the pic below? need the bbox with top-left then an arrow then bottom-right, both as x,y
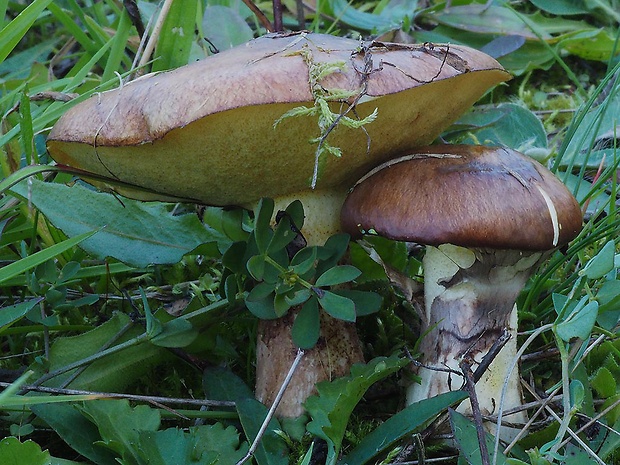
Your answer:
340,144 -> 582,427
47,33 -> 511,417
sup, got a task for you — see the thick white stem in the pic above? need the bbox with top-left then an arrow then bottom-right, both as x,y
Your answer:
407,245 -> 547,431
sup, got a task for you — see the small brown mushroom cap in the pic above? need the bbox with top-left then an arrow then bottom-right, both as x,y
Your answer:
47,33 -> 510,206
341,145 -> 583,251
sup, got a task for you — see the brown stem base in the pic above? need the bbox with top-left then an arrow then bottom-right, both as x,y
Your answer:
255,309 -> 363,417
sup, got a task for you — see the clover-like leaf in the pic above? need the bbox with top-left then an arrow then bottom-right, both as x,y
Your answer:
245,294 -> 278,320
253,198 -> 275,254
291,247 -> 318,276
273,293 -> 291,318
247,254 -> 266,281
316,290 -> 356,322
247,282 -> 276,302
292,298 -> 320,349
315,265 -> 361,287
333,289 -> 382,316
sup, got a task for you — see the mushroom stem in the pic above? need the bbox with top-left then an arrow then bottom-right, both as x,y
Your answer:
254,187 -> 364,417
407,245 -> 548,428
256,310 -> 363,417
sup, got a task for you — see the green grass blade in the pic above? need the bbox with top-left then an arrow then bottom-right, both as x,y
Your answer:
338,391 -> 468,465
0,0 -> 53,64
0,230 -> 99,284
0,0 -> 8,29
0,165 -> 65,194
46,3 -> 96,55
101,9 -> 132,83
152,0 -> 198,72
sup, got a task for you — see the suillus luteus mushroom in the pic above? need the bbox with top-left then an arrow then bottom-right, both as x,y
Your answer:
47,33 -> 511,417
341,144 -> 583,427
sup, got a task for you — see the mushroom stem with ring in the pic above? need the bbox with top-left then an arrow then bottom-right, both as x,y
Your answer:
340,145 -> 583,436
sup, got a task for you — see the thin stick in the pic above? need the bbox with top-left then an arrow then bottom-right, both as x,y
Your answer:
460,357 -> 490,465
295,0 -> 305,29
138,0 -> 175,71
242,0 -> 273,32
1,382 -> 235,407
472,329 -> 510,383
273,0 -> 283,32
235,349 -> 305,465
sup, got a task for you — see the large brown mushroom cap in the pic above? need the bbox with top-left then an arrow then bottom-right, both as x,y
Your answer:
341,145 -> 583,251
47,33 -> 510,206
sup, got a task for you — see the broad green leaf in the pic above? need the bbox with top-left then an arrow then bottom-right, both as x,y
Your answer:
78,399 -> 160,462
0,230 -> 98,284
528,0 -> 590,15
305,356 -> 407,465
247,282 -> 277,302
449,409 -> 507,465
559,28 -> 620,61
448,103 -> 547,153
236,398 -> 288,465
432,4 -> 587,38
590,367 -> 616,398
0,298 -> 42,334
12,180 -> 226,267
555,299 -> 599,342
580,240 -> 616,279
597,417 -> 620,461
152,0 -> 198,71
349,236 -> 411,284
333,289 -> 382,317
562,172 -> 612,217
596,279 -> 620,330
316,290 -> 356,322
315,265 -> 361,287
150,318 -> 198,348
322,0 -> 400,32
562,443 -> 602,465
292,298 -> 320,349
0,437 -> 51,465
339,391 -> 468,465
480,34 -> 526,59
202,5 -> 254,51
138,424 -> 248,465
36,312 -> 170,391
32,403 -> 119,465
202,366 -> 254,403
